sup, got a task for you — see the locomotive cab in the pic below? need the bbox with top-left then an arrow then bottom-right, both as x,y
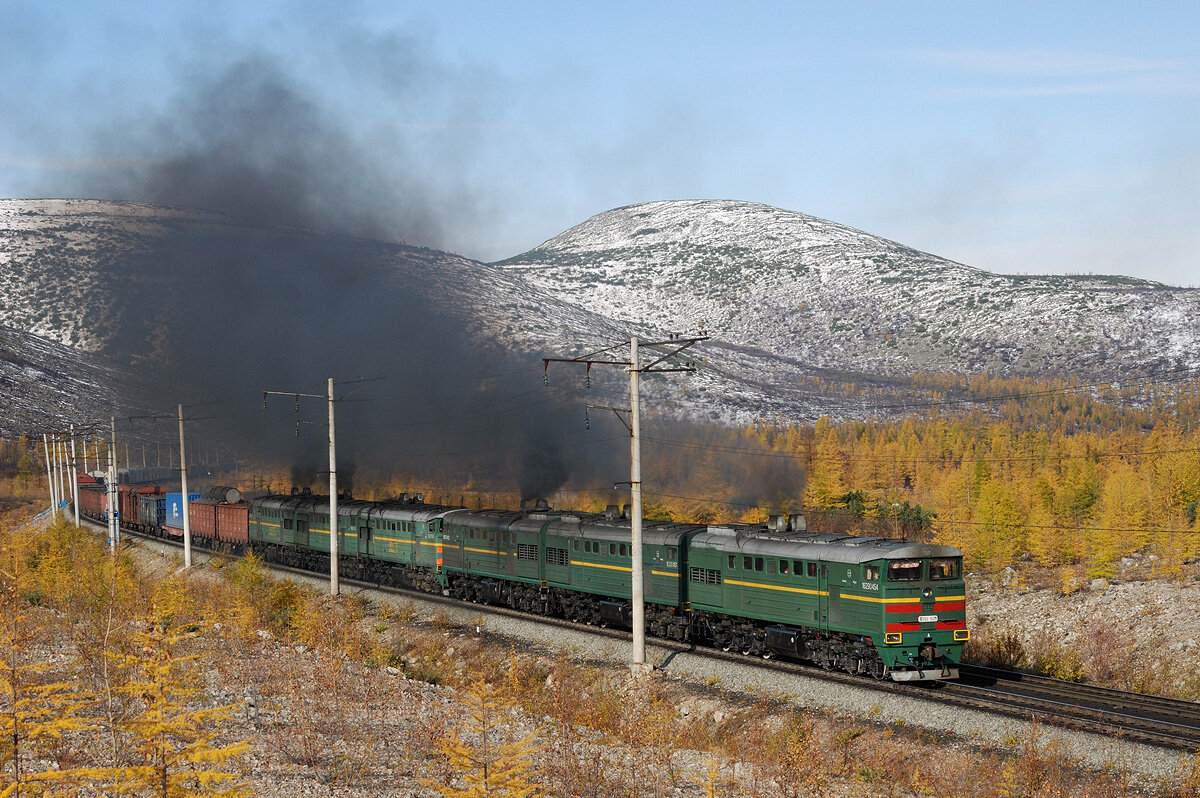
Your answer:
872,548 -> 969,681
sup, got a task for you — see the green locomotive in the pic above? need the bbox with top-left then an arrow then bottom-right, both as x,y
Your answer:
247,493 -> 967,681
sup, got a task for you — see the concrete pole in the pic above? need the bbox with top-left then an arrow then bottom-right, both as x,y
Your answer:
70,425 -> 80,527
179,404 -> 192,568
49,436 -> 58,512
57,437 -> 67,512
52,437 -> 61,509
49,435 -> 61,515
629,336 -> 647,672
328,377 -> 339,596
58,437 -> 69,510
42,434 -> 55,514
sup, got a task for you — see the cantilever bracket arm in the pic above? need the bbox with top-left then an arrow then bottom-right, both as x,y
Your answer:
638,336 -> 708,372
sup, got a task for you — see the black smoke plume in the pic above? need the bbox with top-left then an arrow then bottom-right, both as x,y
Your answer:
21,30 -> 802,511
28,39 -> 619,500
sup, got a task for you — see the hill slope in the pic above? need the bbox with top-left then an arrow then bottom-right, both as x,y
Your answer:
496,199 -> 1200,378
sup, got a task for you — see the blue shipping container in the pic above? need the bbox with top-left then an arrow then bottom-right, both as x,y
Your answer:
164,492 -> 201,529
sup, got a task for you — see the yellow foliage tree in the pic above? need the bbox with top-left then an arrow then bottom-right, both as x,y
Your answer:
804,423 -> 847,509
423,679 -> 543,798
108,614 -> 249,797
0,585 -> 99,798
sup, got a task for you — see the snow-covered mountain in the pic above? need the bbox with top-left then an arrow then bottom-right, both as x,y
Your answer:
496,199 -> 1200,379
0,199 -> 623,358
2,197 -> 1198,436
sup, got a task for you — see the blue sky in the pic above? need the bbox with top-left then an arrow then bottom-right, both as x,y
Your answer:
3,1 -> 1198,285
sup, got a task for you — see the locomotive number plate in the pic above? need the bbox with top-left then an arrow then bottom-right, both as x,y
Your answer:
918,614 -> 938,623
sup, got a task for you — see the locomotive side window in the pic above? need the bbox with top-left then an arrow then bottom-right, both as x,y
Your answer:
864,565 -> 880,581
930,558 -> 960,580
610,543 -> 617,556
572,540 -> 580,551
754,557 -> 764,572
743,556 -> 753,570
779,560 -> 789,574
620,543 -> 628,557
729,555 -> 737,569
888,560 -> 923,581
807,562 -> 817,577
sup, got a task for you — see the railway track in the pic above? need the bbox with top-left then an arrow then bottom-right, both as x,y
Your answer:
945,664 -> 1200,750
88,514 -> 1200,752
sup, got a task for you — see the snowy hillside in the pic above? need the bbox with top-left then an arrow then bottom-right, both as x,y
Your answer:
0,323 -> 125,437
3,197 -> 1198,435
496,200 -> 1200,379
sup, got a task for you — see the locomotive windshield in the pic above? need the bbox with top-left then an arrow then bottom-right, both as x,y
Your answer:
929,558 -> 961,580
888,560 -> 922,581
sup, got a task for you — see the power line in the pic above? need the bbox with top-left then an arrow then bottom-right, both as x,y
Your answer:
637,489 -> 1199,537
639,433 -> 1200,466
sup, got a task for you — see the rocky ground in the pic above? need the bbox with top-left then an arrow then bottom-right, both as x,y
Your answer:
968,553 -> 1200,697
130,543 -> 1200,797
21,519 -> 1200,797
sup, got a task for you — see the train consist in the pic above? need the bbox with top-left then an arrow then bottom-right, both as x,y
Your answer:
76,481 -> 969,681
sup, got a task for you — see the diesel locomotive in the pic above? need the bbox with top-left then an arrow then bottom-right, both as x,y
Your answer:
77,481 -> 968,680
248,490 -> 968,680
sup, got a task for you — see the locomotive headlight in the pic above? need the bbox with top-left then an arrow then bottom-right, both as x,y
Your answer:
885,632 -> 902,644
953,629 -> 971,642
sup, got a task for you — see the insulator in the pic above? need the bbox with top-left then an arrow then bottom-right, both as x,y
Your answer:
543,374 -> 549,386
585,417 -> 590,430
585,374 -> 591,388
